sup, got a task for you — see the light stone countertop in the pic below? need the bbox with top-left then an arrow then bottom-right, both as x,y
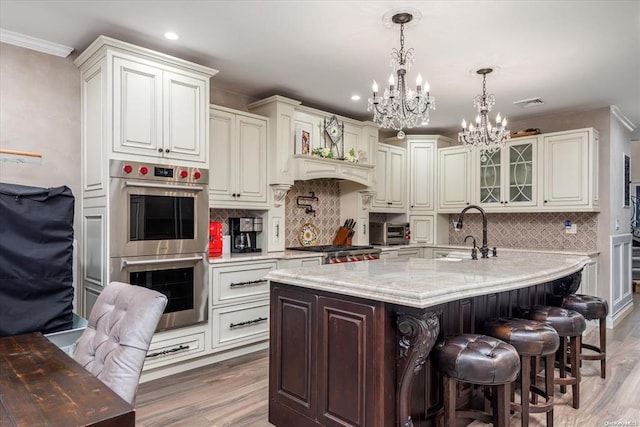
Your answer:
265,251 -> 590,309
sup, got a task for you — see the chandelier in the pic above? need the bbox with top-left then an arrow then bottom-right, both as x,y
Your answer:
367,12 -> 435,139
458,68 -> 510,159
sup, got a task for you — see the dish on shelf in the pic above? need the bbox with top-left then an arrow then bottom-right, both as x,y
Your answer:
299,223 -> 319,246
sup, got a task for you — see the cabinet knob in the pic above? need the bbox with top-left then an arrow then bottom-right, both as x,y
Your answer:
232,193 -> 236,197
466,202 -> 470,205
165,148 -> 170,153
544,200 -> 548,203
504,201 -> 508,204
157,148 -> 163,153
410,205 -> 414,208
500,201 -> 504,204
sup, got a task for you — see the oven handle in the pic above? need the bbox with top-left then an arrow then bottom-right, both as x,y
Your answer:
124,181 -> 205,192
121,255 -> 204,268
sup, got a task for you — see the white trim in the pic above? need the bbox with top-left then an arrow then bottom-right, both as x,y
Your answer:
606,298 -> 634,329
611,105 -> 636,132
0,28 -> 73,58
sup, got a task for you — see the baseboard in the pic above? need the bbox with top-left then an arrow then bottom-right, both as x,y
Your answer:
606,300 -> 634,329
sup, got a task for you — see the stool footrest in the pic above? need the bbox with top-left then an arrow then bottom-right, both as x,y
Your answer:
456,409 -> 494,424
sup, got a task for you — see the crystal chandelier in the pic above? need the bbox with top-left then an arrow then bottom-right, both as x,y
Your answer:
458,68 -> 510,159
367,12 -> 435,139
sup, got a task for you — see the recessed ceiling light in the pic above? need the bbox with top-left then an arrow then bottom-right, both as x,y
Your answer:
351,95 -> 361,101
164,32 -> 179,40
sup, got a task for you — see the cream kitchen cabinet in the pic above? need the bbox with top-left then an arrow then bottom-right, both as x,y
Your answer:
371,143 -> 406,212
209,106 -> 268,208
409,215 -> 435,244
438,145 -> 474,212
75,36 -> 216,170
210,260 -> 276,352
476,137 -> 538,211
541,128 -> 599,211
408,138 -> 436,212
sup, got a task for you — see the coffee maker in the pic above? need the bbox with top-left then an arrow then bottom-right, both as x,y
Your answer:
229,217 -> 262,253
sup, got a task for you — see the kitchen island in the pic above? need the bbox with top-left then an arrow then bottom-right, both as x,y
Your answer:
266,251 -> 589,427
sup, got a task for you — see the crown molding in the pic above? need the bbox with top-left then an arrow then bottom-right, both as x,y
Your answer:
611,105 -> 636,132
0,28 -> 73,58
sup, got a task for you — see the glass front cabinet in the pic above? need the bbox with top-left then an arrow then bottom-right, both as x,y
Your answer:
477,136 -> 537,210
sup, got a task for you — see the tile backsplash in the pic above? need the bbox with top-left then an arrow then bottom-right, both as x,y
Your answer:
209,208 -> 262,235
447,212 -> 598,251
285,180 -> 341,247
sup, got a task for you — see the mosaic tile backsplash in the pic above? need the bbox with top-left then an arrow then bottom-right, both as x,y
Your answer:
285,180 -> 341,247
447,212 -> 598,251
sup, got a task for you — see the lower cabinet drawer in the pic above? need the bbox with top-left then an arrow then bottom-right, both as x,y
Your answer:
211,301 -> 269,352
212,261 -> 276,305
145,332 -> 206,368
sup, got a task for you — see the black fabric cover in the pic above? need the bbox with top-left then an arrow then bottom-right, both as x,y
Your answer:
0,183 -> 75,337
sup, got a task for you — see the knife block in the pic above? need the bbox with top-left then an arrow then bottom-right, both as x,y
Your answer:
332,227 -> 350,245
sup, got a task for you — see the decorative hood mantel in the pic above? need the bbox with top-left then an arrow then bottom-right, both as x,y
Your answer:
290,155 -> 374,187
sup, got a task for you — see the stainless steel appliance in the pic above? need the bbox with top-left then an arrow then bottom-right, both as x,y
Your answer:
229,217 -> 262,253
287,245 -> 381,264
369,222 -> 410,245
109,160 -> 209,330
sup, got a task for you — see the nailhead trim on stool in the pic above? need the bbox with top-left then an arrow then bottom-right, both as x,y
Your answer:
433,334 -> 520,427
483,318 -> 560,427
516,306 -> 586,410
558,294 -> 608,379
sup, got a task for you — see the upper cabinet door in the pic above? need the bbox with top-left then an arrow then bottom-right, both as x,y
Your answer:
163,70 -> 207,163
371,143 -> 406,212
209,109 -> 236,199
112,56 -> 163,156
542,130 -> 590,207
409,142 -> 435,211
438,146 -> 472,212
236,115 -> 268,204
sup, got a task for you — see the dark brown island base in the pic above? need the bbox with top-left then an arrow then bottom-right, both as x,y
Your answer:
266,251 -> 589,427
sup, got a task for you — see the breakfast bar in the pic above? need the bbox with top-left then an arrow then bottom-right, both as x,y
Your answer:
266,251 -> 590,427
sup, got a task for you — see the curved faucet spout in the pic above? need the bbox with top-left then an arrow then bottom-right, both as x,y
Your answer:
455,205 -> 489,258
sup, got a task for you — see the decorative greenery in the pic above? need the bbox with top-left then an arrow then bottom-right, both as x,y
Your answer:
311,147 -> 358,163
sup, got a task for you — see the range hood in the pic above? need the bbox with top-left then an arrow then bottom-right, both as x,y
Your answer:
289,155 -> 375,187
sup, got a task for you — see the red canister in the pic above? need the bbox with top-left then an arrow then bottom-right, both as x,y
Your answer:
209,221 -> 223,257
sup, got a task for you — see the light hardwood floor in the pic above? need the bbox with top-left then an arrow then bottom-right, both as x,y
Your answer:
136,294 -> 640,427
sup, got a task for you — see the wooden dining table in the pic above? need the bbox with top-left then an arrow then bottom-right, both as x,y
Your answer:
0,332 -> 134,427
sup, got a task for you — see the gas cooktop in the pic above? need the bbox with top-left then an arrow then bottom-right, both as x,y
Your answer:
287,245 -> 374,253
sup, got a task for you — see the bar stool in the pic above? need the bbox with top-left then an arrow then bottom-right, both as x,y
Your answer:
433,334 -> 520,427
551,294 -> 608,379
483,318 -> 559,427
516,306 -> 586,409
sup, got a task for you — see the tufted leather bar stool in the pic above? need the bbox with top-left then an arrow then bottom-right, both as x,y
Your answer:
551,294 -> 608,379
433,334 -> 520,427
516,306 -> 586,409
483,318 -> 560,427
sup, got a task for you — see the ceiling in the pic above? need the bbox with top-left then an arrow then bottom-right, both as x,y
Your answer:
2,0 -> 639,138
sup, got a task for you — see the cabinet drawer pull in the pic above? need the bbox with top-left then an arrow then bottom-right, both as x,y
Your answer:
146,344 -> 189,359
229,316 -> 268,329
229,279 -> 266,288
276,224 -> 280,238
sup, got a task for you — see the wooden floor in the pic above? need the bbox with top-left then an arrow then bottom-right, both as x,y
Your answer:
136,294 -> 640,427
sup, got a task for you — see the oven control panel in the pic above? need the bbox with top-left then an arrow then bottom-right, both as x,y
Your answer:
110,160 -> 208,183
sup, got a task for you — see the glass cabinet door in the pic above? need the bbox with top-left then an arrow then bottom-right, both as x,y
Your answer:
508,143 -> 534,203
479,150 -> 501,204
477,138 -> 537,209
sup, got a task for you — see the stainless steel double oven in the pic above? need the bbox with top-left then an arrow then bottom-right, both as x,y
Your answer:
109,160 -> 209,331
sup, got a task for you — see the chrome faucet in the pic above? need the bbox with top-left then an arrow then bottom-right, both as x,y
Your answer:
454,205 -> 490,258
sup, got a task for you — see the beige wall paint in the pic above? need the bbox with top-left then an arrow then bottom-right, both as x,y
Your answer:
632,140 -> 640,183
0,43 -> 80,193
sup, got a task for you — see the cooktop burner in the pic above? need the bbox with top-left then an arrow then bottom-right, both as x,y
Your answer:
287,245 -> 374,253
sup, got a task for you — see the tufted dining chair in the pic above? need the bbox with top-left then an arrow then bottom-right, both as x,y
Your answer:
73,281 -> 167,405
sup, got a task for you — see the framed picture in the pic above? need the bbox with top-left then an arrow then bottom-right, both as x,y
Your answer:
295,124 -> 312,155
623,153 -> 630,207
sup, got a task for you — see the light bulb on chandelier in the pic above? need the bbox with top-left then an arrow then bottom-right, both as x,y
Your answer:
458,68 -> 510,161
367,12 -> 435,139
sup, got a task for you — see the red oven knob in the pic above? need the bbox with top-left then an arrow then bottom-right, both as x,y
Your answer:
193,170 -> 201,180
139,166 -> 149,175
179,170 -> 189,179
123,164 -> 133,174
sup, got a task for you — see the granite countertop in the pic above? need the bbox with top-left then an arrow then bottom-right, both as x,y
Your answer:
208,250 -> 325,264
265,251 -> 590,309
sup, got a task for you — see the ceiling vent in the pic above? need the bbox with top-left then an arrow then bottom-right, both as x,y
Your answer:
513,97 -> 545,109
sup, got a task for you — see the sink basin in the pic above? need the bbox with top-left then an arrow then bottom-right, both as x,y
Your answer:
437,257 -> 463,262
